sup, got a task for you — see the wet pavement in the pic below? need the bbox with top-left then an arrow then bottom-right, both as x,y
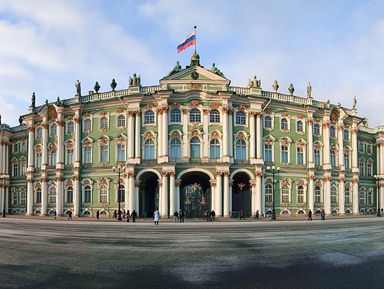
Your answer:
0,217 -> 383,289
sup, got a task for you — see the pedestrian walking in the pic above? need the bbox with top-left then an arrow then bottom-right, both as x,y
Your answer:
179,210 -> 184,223
126,210 -> 131,222
113,210 -> 117,219
255,210 -> 260,219
240,209 -> 245,220
321,209 -> 325,220
96,210 -> 100,220
173,211 -> 179,223
54,210 -> 57,220
67,210 -> 72,220
204,210 -> 210,221
131,210 -> 137,222
308,209 -> 313,221
154,209 -> 160,225
210,210 -> 216,221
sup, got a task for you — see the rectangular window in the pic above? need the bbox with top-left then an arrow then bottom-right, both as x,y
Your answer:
35,152 -> 42,169
21,142 -> 27,153
100,145 -> 108,162
297,147 -> 304,165
12,163 -> 18,177
330,150 -> 336,167
66,149 -> 74,165
281,146 -> 288,163
84,147 -> 92,164
13,143 -> 18,153
314,149 -> 321,166
367,144 -> 372,154
344,153 -> 350,169
117,144 -> 125,162
264,144 -> 272,162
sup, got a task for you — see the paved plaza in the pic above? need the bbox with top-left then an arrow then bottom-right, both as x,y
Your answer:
0,217 -> 384,289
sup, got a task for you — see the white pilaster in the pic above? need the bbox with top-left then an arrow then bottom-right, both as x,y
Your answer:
223,172 -> 230,216
161,172 -> 168,217
128,112 -> 134,159
351,125 -> 358,171
256,173 -> 262,214
27,126 -> 34,170
74,177 -> 80,216
222,108 -> 229,161
352,178 -> 359,214
56,178 -> 63,216
135,111 -> 141,161
210,180 -> 216,212
157,110 -> 163,158
337,123 -> 344,169
203,109 -> 209,161
41,180 -> 48,215
162,107 -> 168,158
308,175 -> 314,213
216,172 -> 222,216
229,111 -> 233,160
229,181 -> 233,216
175,180 -> 181,211
42,120 -> 48,168
338,175 -> 345,214
256,112 -> 263,160
323,173 -> 331,214
307,113 -> 314,165
134,181 -> 140,216
182,108 -> 189,160
249,112 -> 255,160
27,180 -> 33,215
323,115 -> 330,166
129,173 -> 135,212
124,177 -> 129,212
169,172 -> 175,215
74,113 -> 81,167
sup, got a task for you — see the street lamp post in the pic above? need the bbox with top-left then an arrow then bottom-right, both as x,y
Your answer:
374,175 -> 381,217
266,165 -> 280,221
112,165 -> 126,221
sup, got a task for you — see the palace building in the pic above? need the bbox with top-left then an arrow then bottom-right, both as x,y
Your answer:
1,52 -> 384,218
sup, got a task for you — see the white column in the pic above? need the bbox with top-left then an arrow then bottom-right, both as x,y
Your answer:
351,126 -> 358,171
338,175 -> 345,214
203,109 -> 209,160
157,110 -> 163,158
162,107 -> 168,158
352,179 -> 359,214
161,172 -> 168,217
56,178 -> 63,216
0,188 -> 3,215
128,112 -> 134,159
27,180 -> 33,215
134,181 -> 140,216
256,112 -> 263,160
41,180 -> 48,215
256,173 -> 262,214
27,126 -> 34,170
223,109 -> 228,160
337,123 -> 344,169
57,118 -> 64,167
223,172 -> 230,216
249,112 -> 255,160
307,117 -> 314,164
229,111 -> 233,159
376,144 -> 381,175
229,181 -> 233,215
216,173 -> 222,216
124,177 -> 129,212
135,111 -> 141,160
323,116 -> 330,166
308,176 -> 314,212
210,180 -> 216,212
74,177 -> 80,216
175,180 -> 181,211
323,174 -> 331,214
380,145 -> 384,174
182,109 -> 189,160
169,172 -> 175,215
42,121 -> 48,168
74,115 -> 81,166
129,173 -> 135,212
380,184 -> 384,213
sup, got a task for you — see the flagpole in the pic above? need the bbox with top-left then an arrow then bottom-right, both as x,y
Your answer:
194,26 -> 197,53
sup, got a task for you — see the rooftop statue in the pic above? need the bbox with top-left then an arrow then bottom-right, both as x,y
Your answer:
129,73 -> 141,87
0,114 -> 1,124
288,83 -> 295,95
307,82 -> 312,98
76,80 -> 81,96
94,81 -> 100,93
56,96 -> 62,106
45,99 -> 49,105
31,92 -> 36,108
110,78 -> 117,91
209,63 -> 225,77
272,80 -> 279,92
352,95 -> 357,110
19,116 -> 23,126
248,76 -> 261,89
166,61 -> 182,77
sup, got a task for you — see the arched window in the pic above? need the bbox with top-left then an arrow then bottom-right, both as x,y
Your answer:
236,111 -> 246,125
67,121 -> 74,134
297,185 -> 304,203
83,118 -> 92,132
344,149 -> 350,169
84,185 -> 92,203
210,139 -> 221,159
36,188 -> 42,204
265,182 -> 273,203
235,139 -> 246,161
49,123 -> 57,137
66,187 -> 73,203
49,187 -> 56,204
359,159 -> 365,175
330,148 -> 336,167
345,187 -> 351,203
99,185 -> 108,203
169,138 -> 181,161
343,128 -> 350,141
315,186 -> 321,203
330,125 -> 336,138
12,161 -> 18,177
11,189 -> 18,205
313,123 -> 320,136
264,143 -> 272,162
35,127 -> 42,139
189,109 -> 201,123
170,109 -> 181,123
100,117 -> 108,129
296,120 -> 303,133
264,115 -> 272,129
331,186 -> 338,203
190,137 -> 201,158
144,111 -> 155,124
66,146 -> 74,165
367,161 -> 373,176
117,143 -> 126,162
359,188 -> 365,205
48,150 -> 56,167
281,145 -> 289,163
281,118 -> 288,130
281,185 -> 290,203
19,188 -> 26,205
20,159 -> 26,175
209,109 -> 220,123
117,115 -> 126,128
100,144 -> 108,163
144,139 -> 155,160
118,184 -> 125,203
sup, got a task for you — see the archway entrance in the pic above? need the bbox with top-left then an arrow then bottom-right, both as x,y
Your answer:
180,172 -> 211,218
232,172 -> 251,217
139,172 -> 159,218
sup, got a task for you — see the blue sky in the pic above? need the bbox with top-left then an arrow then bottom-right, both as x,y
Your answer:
1,0 -> 384,127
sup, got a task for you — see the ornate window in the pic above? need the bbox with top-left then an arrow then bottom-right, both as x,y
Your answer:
265,181 -> 273,203
83,146 -> 92,164
66,121 -> 74,134
281,145 -> 288,163
170,109 -> 181,123
367,188 -> 373,205
264,143 -> 272,162
367,160 -> 373,176
35,147 -> 42,169
144,139 -> 155,160
313,123 -> 321,136
12,143 -> 18,153
296,120 -> 304,133
190,137 -> 201,158
84,185 -> 92,203
367,144 -> 372,154
11,188 -> 18,205
117,184 -> 125,203
35,188 -> 42,204
12,161 -> 18,177
117,115 -> 126,128
100,117 -> 108,129
49,123 -> 57,137
19,188 -> 26,205
358,142 -> 364,153
170,138 -> 182,161
359,159 -> 365,175
331,186 -> 338,203
330,148 -> 336,167
83,118 -> 92,132
297,185 -> 304,203
329,125 -> 336,138
100,144 -> 109,163
264,115 -> 272,129
280,118 -> 288,130
314,148 -> 321,166
99,185 -> 108,203
210,139 -> 221,159
189,109 -> 201,123
21,141 -> 27,152
315,186 -> 321,203
235,111 -> 246,125
49,187 -> 56,204
66,147 -> 74,165
209,109 -> 220,123
48,149 -> 56,167
66,187 -> 73,203
359,188 -> 365,205
35,127 -> 42,139
144,110 -> 155,124
345,187 -> 351,203
343,128 -> 350,141
281,184 -> 290,203
297,146 -> 304,165
344,149 -> 350,169
235,139 -> 246,161
117,143 -> 126,162
20,158 -> 26,175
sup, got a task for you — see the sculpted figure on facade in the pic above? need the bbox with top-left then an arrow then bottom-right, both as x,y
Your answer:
166,61 -> 182,76
248,76 -> 261,89
94,81 -> 100,93
129,73 -> 141,87
307,82 -> 312,98
352,95 -> 357,110
76,80 -> 81,96
110,78 -> 117,91
209,63 -> 225,77
31,92 -> 36,108
288,83 -> 295,95
272,80 -> 279,92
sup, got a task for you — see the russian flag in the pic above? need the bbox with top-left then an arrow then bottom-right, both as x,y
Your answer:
177,31 -> 196,53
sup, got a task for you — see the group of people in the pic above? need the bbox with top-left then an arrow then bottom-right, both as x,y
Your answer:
307,209 -> 325,221
173,210 -> 185,223
203,210 -> 216,221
